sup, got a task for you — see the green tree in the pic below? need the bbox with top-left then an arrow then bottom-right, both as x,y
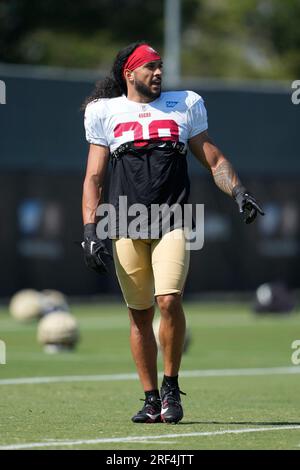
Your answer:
0,0 -> 299,79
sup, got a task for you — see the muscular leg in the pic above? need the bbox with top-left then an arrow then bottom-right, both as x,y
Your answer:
156,294 -> 186,376
151,229 -> 189,377
113,238 -> 158,391
128,305 -> 158,392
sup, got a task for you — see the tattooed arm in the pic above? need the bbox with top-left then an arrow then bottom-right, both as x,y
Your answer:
188,130 -> 240,196
188,131 -> 264,223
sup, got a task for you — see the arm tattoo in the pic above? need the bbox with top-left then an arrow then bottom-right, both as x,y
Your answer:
211,159 -> 240,197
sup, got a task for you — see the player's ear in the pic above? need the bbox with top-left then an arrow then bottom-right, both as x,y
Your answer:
124,69 -> 134,82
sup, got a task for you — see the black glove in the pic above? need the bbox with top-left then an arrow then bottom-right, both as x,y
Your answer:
232,185 -> 264,224
82,223 -> 112,274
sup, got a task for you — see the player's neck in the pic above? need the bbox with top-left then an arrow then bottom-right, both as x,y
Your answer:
126,90 -> 158,104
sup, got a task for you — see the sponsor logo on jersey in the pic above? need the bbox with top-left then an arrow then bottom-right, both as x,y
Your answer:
166,101 -> 178,108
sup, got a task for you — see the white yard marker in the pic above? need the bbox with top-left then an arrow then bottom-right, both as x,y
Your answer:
0,366 -> 300,386
1,425 -> 300,450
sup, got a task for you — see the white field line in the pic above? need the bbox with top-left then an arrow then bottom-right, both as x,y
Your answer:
1,425 -> 300,450
0,366 -> 300,386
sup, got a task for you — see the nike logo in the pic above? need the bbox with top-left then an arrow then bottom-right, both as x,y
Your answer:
161,407 -> 169,414
146,413 -> 161,419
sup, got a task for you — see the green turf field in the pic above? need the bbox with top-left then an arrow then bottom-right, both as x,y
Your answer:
0,301 -> 300,450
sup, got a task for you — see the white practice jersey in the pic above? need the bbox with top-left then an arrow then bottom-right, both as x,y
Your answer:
84,90 -> 208,152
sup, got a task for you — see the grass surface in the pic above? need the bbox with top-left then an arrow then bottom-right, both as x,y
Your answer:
0,301 -> 300,450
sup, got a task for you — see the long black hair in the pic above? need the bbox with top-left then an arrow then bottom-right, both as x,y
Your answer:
82,41 -> 149,110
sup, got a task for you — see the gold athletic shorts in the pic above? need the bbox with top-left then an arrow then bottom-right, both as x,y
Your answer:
112,228 -> 190,310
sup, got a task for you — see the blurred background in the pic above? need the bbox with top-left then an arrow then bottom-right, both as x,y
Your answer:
1,2 -> 300,449
0,0 -> 299,302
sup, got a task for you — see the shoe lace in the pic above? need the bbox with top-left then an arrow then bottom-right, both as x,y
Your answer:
162,386 -> 186,404
138,397 -> 161,414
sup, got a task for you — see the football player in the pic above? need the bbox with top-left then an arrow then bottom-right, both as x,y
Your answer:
82,41 -> 264,424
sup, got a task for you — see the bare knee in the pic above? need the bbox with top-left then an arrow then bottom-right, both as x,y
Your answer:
156,294 -> 182,316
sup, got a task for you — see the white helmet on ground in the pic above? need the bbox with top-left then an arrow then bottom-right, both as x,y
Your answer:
9,289 -> 43,322
40,289 -> 69,315
37,311 -> 79,353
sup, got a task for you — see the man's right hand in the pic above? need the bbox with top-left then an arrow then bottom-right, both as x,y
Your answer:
82,223 -> 112,274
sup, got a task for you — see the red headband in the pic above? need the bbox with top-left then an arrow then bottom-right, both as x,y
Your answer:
123,44 -> 161,78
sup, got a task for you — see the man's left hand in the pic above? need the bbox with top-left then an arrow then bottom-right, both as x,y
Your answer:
232,185 -> 265,224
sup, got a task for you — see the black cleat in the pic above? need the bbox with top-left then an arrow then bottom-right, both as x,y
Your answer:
131,396 -> 162,423
160,383 -> 186,424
